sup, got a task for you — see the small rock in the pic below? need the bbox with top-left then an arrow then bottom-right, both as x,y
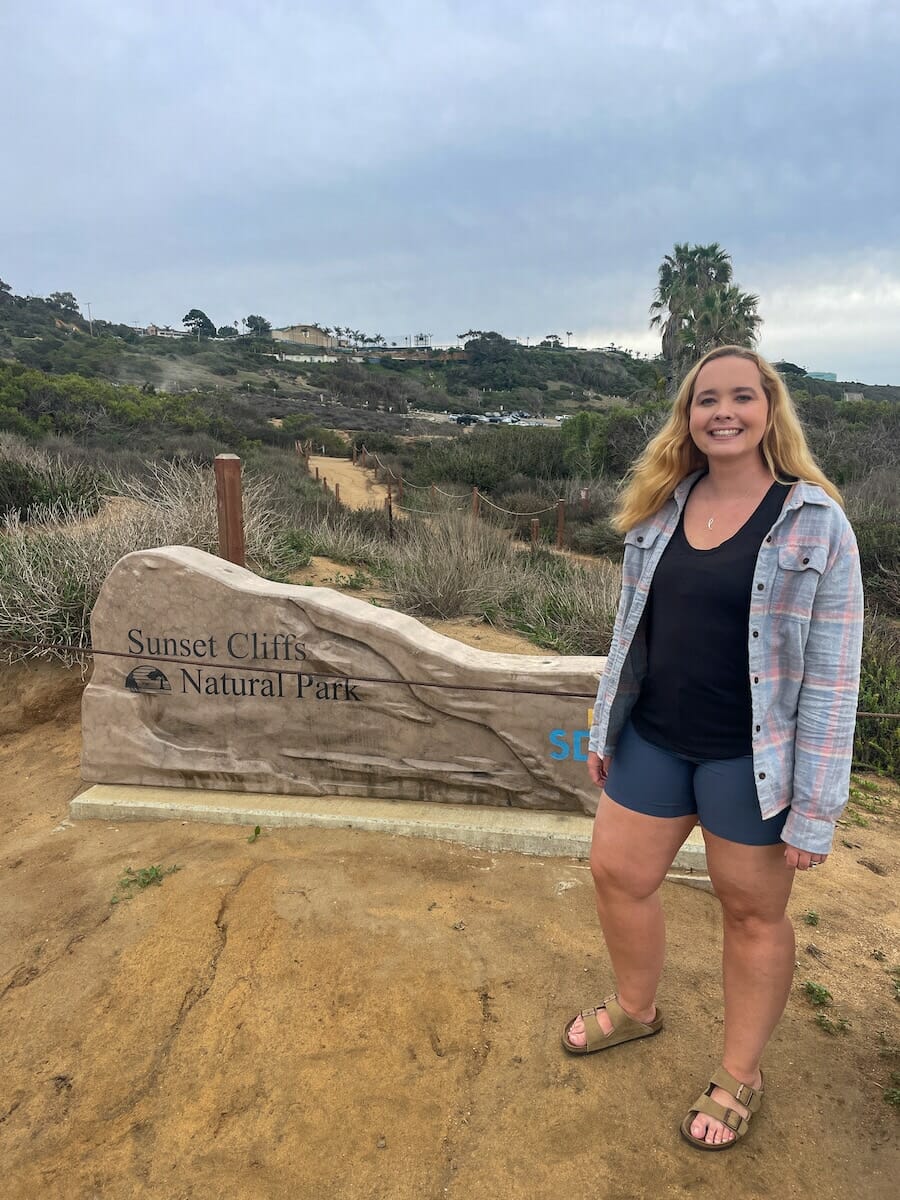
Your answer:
376,1136 -> 387,1149
452,920 -> 466,931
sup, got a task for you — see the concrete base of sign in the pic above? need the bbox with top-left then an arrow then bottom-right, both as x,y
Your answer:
71,784 -> 712,891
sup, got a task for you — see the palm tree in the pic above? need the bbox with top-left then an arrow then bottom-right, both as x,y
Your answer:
650,243 -> 733,376
679,285 -> 762,362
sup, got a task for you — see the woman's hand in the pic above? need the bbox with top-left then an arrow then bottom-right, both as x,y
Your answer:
783,844 -> 828,871
587,750 -> 611,789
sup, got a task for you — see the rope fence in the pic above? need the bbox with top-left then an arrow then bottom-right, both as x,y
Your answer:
349,443 -> 571,546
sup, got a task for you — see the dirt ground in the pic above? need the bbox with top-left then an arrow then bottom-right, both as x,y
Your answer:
307,454 -> 395,513
1,606 -> 898,1199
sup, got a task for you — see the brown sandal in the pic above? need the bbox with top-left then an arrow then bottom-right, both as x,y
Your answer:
680,1066 -> 764,1151
561,994 -> 663,1055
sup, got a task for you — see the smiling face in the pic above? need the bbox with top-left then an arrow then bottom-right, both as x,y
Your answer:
688,354 -> 769,463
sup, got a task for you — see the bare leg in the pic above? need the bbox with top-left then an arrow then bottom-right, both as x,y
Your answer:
689,831 -> 795,1145
567,793 -> 697,1045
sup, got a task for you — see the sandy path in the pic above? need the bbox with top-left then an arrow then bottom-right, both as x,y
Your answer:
307,454 -> 394,512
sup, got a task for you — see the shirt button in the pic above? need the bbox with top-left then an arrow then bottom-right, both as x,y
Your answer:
758,772 -> 766,780
756,583 -> 764,590
802,556 -> 810,564
753,676 -> 759,684
752,630 -> 759,637
755,724 -> 761,732
637,536 -> 644,544
765,536 -> 772,543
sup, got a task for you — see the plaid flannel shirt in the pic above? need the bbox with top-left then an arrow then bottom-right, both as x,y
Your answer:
589,471 -> 864,855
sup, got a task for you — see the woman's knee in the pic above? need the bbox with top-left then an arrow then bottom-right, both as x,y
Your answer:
720,896 -> 790,936
589,846 -> 663,902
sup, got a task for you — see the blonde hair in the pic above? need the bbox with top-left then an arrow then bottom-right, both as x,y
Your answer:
613,346 -> 842,532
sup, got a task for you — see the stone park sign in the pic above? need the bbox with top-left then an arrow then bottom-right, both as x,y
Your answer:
81,546 -> 606,814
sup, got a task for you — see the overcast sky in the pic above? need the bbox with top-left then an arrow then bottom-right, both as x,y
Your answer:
2,1 -> 898,382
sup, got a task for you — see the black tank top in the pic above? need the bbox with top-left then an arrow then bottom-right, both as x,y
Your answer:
631,478 -> 791,759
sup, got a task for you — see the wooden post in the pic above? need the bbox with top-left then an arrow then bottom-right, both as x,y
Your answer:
315,466 -> 319,481
294,439 -> 302,456
352,445 -> 357,465
471,486 -> 480,518
580,487 -> 590,516
214,453 -> 245,567
396,473 -> 403,501
556,498 -> 565,549
362,448 -> 368,468
531,518 -> 539,548
334,483 -> 340,504
322,477 -> 327,491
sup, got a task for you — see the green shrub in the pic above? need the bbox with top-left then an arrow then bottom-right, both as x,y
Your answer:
503,553 -> 621,655
385,511 -> 517,619
568,518 -> 625,560
0,434 -> 106,520
0,461 -> 279,663
855,611 -> 900,778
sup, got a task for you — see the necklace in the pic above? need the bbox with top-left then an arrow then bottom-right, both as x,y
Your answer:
701,478 -> 772,530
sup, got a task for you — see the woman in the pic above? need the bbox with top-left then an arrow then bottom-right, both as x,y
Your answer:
561,346 -> 864,1151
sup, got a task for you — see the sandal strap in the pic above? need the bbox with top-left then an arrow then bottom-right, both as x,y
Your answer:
709,1067 -> 762,1113
689,1094 -> 750,1137
579,995 -> 654,1051
580,1000 -> 614,1051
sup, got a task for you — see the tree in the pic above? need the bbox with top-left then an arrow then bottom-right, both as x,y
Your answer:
48,291 -> 81,314
182,309 -> 216,338
217,325 -> 238,338
649,242 -> 732,374
679,284 -> 762,362
649,243 -> 761,379
0,278 -> 13,304
245,314 -> 271,337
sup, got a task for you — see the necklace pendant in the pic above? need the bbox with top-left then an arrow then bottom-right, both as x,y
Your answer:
707,517 -> 714,530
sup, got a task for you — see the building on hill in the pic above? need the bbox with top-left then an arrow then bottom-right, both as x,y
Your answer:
842,391 -> 864,402
144,324 -> 189,338
273,324 -> 337,349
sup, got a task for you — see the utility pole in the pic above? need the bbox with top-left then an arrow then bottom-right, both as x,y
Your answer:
85,301 -> 94,336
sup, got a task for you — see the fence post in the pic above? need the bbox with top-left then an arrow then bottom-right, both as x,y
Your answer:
352,445 -> 358,465
334,482 -> 340,504
322,477 -> 327,492
315,466 -> 319,481
531,518 -> 539,548
580,487 -> 590,516
396,473 -> 403,501
556,498 -> 565,549
362,448 -> 368,468
214,453 -> 246,567
472,486 -> 480,518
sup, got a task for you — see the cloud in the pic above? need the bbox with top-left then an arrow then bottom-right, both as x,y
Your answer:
2,0 -> 898,379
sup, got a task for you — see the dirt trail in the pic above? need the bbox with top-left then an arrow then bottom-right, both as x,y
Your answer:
307,454 -> 394,512
0,649 -> 898,1198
